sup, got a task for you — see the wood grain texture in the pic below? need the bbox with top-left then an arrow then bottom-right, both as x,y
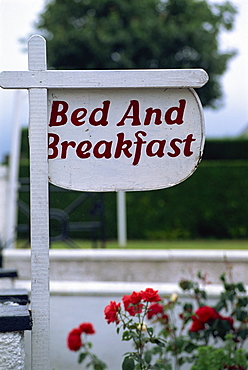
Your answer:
28,35 -> 50,370
0,68 -> 208,89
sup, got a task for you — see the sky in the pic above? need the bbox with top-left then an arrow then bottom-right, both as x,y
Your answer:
0,0 -> 248,162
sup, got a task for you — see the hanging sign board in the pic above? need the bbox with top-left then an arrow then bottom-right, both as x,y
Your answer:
48,87 -> 205,191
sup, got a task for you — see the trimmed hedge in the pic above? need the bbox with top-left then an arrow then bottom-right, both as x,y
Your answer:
125,160 -> 248,239
18,160 -> 248,240
203,139 -> 248,160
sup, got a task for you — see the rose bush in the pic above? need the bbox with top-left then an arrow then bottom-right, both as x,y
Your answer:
146,271 -> 248,369
189,305 -> 234,333
68,272 -> 248,369
67,322 -> 107,369
104,288 -> 170,370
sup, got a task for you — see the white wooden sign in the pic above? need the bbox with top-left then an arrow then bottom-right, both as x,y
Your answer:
48,87 -> 205,191
0,35 -> 208,369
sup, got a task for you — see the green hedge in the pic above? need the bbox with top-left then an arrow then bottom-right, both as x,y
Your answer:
18,160 -> 248,240
125,160 -> 248,240
203,139 -> 248,160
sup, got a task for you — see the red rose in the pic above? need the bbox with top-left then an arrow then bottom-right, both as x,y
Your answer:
67,328 -> 82,351
122,293 -> 143,316
129,291 -> 143,305
79,322 -> 95,335
127,304 -> 144,316
104,301 -> 121,324
195,306 -> 220,322
189,306 -> 222,332
189,316 -> 206,332
189,306 -> 235,334
122,291 -> 143,307
147,303 -> 164,319
122,294 -> 132,310
141,288 -> 161,303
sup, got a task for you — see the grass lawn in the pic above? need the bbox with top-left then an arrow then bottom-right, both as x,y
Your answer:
16,239 -> 248,249
47,239 -> 248,250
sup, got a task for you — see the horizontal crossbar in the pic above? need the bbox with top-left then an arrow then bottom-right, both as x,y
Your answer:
0,69 -> 208,89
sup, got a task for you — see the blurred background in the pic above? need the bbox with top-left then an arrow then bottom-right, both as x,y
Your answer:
1,2 -> 248,368
1,0 -> 248,249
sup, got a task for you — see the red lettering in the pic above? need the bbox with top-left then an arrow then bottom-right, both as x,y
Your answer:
76,141 -> 92,159
165,99 -> 186,125
183,134 -> 196,156
144,108 -> 162,125
133,131 -> 147,166
93,141 -> 112,159
167,138 -> 182,157
71,108 -> 87,126
146,139 -> 166,158
89,100 -> 110,126
114,133 -> 132,159
49,101 -> 68,127
116,100 -> 141,126
48,133 -> 59,159
61,141 -> 76,159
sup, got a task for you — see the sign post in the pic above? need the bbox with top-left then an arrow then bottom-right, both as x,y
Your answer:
0,35 -> 208,368
28,36 -> 50,369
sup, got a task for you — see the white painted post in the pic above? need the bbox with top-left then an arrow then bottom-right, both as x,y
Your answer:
28,36 -> 50,369
5,91 -> 22,248
117,191 -> 127,247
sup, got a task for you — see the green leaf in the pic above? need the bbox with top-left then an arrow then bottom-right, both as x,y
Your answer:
220,273 -> 226,283
184,342 -> 197,353
179,280 -> 194,291
174,336 -> 185,350
78,352 -> 87,364
183,303 -> 193,312
238,297 -> 248,307
178,356 -> 186,366
144,351 -> 152,364
214,300 -> 227,312
237,328 -> 248,340
236,308 -> 248,322
237,282 -> 246,292
197,271 -> 202,279
122,357 -> 135,370
147,327 -> 154,336
122,330 -> 133,341
154,339 -> 165,348
94,364 -> 106,370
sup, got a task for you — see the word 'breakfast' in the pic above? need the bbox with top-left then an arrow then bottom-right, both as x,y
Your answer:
48,99 -> 197,166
